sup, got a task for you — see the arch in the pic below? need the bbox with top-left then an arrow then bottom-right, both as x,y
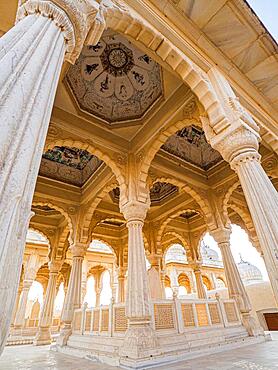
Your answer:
202,275 -> 212,291
222,181 -> 240,223
161,231 -> 188,253
88,238 -> 117,257
27,227 -> 50,246
215,276 -> 226,288
152,176 -> 212,226
80,182 -> 119,243
157,207 -> 204,249
228,203 -> 255,236
164,242 -> 188,265
44,140 -> 126,200
32,201 -> 74,243
141,119 -> 199,186
178,273 -> 191,293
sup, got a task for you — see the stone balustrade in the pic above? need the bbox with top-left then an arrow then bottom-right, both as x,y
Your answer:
72,297 -> 241,337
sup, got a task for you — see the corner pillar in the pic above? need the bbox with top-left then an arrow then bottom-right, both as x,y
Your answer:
0,0 -> 99,353
211,228 -> 263,336
34,261 -> 62,345
57,243 -> 87,346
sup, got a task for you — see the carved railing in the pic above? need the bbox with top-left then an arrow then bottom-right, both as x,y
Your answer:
72,297 -> 241,336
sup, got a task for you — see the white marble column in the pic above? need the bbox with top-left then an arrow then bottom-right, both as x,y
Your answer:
260,250 -> 278,306
13,280 -> 33,328
34,261 -> 61,345
94,271 -> 103,307
121,201 -> 157,358
0,0 -> 98,353
57,244 -> 86,346
231,154 -> 278,305
192,263 -> 207,299
10,282 -> 23,327
206,67 -> 278,308
169,266 -> 179,296
148,254 -> 164,299
81,258 -> 88,304
211,228 -> 262,336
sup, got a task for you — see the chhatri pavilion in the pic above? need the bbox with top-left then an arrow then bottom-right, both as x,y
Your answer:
0,0 -> 278,368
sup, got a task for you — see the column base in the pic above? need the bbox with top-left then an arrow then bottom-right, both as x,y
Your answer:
242,313 -> 264,337
56,323 -> 72,347
120,321 -> 158,359
33,327 -> 52,346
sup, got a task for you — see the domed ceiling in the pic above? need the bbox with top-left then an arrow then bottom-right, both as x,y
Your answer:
162,125 -> 222,170
66,30 -> 163,125
39,146 -> 103,186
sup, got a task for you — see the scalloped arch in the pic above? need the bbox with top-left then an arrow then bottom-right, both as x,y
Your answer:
32,201 -> 73,243
44,140 -> 126,198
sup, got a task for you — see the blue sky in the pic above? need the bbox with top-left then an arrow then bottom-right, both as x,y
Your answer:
247,0 -> 278,41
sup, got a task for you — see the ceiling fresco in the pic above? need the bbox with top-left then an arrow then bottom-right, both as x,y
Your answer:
110,182 -> 178,205
162,126 -> 223,170
66,30 -> 163,124
39,146 -> 103,186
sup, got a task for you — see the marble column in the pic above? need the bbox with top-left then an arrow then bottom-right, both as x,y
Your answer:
148,254 -> 164,299
206,67 -> 278,308
211,228 -> 263,336
118,267 -> 126,303
260,250 -> 278,306
10,282 -> 23,327
81,258 -> 88,304
57,244 -> 86,346
192,263 -> 207,299
13,279 -> 33,328
121,201 -> 157,358
34,261 -> 61,345
169,266 -> 179,296
0,0 -> 98,353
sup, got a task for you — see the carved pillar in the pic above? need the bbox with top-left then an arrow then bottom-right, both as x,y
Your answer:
34,261 -> 61,345
0,0 -> 98,353
160,269 -> 166,298
206,67 -> 278,307
94,271 -> 103,307
169,266 -> 179,296
13,280 -> 33,328
10,281 -> 23,327
259,249 -> 278,306
148,254 -> 164,299
191,263 -> 207,299
118,267 -> 126,303
121,201 -> 157,358
57,243 -> 87,346
211,228 -> 263,336
81,258 -> 88,304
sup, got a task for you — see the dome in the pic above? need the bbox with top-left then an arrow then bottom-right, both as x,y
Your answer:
201,242 -> 222,266
165,244 -> 187,264
237,255 -> 263,284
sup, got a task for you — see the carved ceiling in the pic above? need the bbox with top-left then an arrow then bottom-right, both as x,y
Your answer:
66,29 -> 163,125
110,182 -> 178,206
179,210 -> 199,219
39,146 -> 103,186
161,125 -> 223,170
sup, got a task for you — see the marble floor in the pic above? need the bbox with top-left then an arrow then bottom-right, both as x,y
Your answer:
0,337 -> 278,370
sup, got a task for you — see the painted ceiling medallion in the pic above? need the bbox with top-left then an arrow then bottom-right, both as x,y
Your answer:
66,30 -> 163,124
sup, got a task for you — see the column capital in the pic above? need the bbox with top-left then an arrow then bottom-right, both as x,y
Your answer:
48,260 -> 62,274
121,201 -> 149,223
210,227 -> 231,245
17,0 -> 100,63
70,242 -> 87,257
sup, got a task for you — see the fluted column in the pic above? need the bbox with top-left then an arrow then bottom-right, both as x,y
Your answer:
148,254 -> 164,299
211,228 -> 263,336
192,263 -> 207,299
0,0 -> 99,353
34,261 -> 61,345
13,280 -> 33,328
206,67 -> 278,309
231,154 -> 278,305
260,250 -> 278,306
121,201 -> 157,358
57,244 -> 86,346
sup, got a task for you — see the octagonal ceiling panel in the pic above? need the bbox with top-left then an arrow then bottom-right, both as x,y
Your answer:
66,30 -> 163,125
